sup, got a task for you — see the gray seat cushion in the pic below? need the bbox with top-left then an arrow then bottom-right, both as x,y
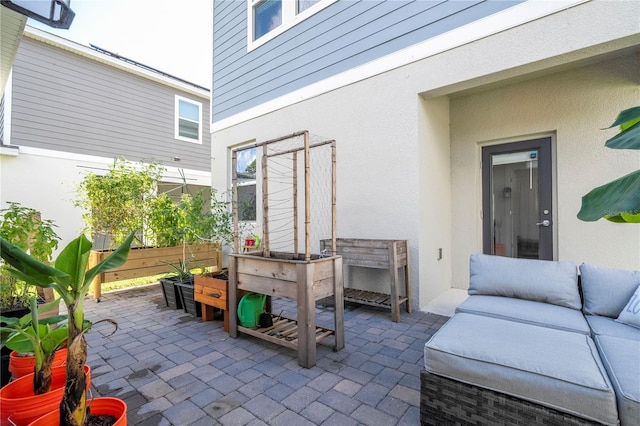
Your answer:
469,254 -> 581,309
424,313 -> 619,425
595,335 -> 640,426
586,314 -> 640,341
580,263 -> 640,317
455,295 -> 590,334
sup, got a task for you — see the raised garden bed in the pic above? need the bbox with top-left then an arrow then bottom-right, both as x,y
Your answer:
228,251 -> 344,368
88,242 -> 221,301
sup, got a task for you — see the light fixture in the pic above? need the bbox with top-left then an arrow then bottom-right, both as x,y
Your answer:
1,0 -> 75,29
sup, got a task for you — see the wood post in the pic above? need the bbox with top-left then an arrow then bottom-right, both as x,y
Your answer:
262,143 -> 270,258
232,150 -> 239,254
304,131 -> 311,261
333,256 -> 344,351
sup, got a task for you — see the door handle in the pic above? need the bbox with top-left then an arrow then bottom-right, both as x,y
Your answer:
536,220 -> 550,227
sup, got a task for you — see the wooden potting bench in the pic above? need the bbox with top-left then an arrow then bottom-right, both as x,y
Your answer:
320,238 -> 411,322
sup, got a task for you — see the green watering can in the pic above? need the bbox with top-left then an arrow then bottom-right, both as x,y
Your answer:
238,292 -> 266,328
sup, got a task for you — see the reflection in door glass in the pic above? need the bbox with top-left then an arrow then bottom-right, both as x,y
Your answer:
491,151 -> 539,258
237,148 -> 257,221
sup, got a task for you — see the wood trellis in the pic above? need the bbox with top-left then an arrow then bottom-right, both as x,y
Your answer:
229,130 -> 343,368
231,130 -> 337,258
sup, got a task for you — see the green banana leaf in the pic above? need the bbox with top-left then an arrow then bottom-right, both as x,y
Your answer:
605,121 -> 640,150
578,169 -> 640,222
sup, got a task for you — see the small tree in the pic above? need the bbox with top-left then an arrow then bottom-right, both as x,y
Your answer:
578,106 -> 640,223
0,202 -> 60,310
75,157 -> 164,247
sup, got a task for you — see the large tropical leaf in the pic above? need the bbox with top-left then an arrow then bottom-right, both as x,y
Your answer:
604,106 -> 640,150
0,237 -> 67,287
578,169 -> 640,222
605,121 -> 640,150
607,106 -> 640,129
53,234 -> 93,293
83,232 -> 135,292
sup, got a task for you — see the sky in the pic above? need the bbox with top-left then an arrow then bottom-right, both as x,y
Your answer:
29,0 -> 213,89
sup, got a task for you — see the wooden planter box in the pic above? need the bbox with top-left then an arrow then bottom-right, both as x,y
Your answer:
88,242 -> 221,301
194,273 -> 229,330
320,238 -> 411,322
228,252 -> 344,368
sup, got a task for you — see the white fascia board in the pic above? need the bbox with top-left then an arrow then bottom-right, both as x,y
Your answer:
211,0 -> 587,133
23,26 -> 210,99
16,146 -> 211,184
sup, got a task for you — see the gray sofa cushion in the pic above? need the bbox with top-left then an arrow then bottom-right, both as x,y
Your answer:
586,314 -> 640,341
595,335 -> 640,426
455,295 -> 590,334
580,263 -> 640,317
424,313 -> 619,425
469,254 -> 580,309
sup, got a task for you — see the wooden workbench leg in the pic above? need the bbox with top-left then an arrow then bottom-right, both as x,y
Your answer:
228,255 -> 238,338
405,251 -> 412,313
333,257 -> 344,351
297,263 -> 316,368
92,274 -> 103,302
201,304 -> 215,321
390,243 -> 400,322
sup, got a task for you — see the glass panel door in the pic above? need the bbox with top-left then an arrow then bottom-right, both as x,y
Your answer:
482,138 -> 553,260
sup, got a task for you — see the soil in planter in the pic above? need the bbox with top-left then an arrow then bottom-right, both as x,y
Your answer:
87,414 -> 117,426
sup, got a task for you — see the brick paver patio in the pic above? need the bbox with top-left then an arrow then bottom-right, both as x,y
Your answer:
84,284 -> 448,425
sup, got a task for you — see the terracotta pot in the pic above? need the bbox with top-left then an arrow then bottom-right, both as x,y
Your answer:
9,348 -> 68,380
0,364 -> 90,426
28,397 -> 127,426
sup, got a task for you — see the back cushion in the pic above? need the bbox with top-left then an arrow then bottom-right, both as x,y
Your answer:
469,254 -> 580,309
580,263 -> 640,317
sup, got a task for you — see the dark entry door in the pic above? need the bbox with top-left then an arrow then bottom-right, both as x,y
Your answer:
482,138 -> 553,260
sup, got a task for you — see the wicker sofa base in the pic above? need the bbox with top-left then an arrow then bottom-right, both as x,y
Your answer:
420,370 -> 601,426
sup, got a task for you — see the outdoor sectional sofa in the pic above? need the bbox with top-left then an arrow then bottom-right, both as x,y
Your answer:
421,254 -> 640,425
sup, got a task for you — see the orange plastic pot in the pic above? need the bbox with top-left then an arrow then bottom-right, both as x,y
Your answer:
0,364 -> 90,426
9,348 -> 68,380
28,397 -> 127,426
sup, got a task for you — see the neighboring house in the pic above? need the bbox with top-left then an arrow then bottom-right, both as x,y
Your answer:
0,5 -> 26,98
211,0 -> 640,311
0,26 -> 212,247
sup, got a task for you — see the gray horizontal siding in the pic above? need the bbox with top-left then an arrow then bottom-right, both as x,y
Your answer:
212,0 -> 522,123
9,37 -> 211,172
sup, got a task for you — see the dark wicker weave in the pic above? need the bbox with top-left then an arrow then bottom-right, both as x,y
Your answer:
420,370 -> 601,426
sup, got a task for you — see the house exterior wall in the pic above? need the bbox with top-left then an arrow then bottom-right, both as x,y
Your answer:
8,33 -> 211,172
449,54 -> 640,290
212,0 -> 521,122
1,28 -> 212,252
212,0 -> 640,309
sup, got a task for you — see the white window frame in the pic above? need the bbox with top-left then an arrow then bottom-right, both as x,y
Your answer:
174,95 -> 202,143
247,0 -> 337,51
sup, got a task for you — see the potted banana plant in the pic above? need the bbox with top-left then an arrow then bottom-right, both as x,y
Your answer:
1,296 -> 67,387
0,232 -> 135,425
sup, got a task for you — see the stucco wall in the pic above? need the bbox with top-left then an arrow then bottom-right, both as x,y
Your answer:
212,69 -> 425,309
0,149 -> 211,254
212,0 -> 640,309
449,53 -> 640,289
1,151 -> 88,249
